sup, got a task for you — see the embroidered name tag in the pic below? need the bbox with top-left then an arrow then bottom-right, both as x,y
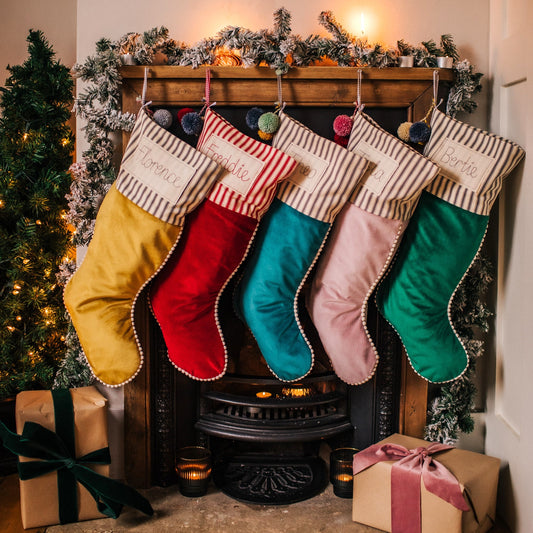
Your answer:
351,140 -> 399,195
284,143 -> 329,194
121,136 -> 196,204
201,134 -> 265,197
431,137 -> 495,193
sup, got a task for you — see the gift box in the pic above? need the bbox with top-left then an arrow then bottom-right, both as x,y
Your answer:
0,386 -> 153,529
352,433 -> 500,533
15,386 -> 110,528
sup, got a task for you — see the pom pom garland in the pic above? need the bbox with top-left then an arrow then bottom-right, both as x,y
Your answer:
333,114 -> 353,137
409,121 -> 431,144
181,112 -> 204,136
258,112 -> 280,134
397,121 -> 413,142
246,107 -> 264,131
177,107 -> 195,124
152,109 -> 173,129
333,134 -> 349,147
258,130 -> 274,141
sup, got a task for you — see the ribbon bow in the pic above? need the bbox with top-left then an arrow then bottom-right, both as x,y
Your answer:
0,420 -> 153,521
353,442 -> 469,533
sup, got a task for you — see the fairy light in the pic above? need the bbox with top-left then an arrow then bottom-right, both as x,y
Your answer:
36,219 -> 42,225
0,199 -> 4,208
22,132 -> 29,141
61,138 -> 69,146
7,326 -> 15,332
16,315 -> 22,321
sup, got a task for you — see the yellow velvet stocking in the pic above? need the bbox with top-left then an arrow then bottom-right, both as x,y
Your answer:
64,184 -> 182,386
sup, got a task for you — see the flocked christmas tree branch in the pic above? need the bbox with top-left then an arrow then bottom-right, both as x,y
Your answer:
56,8 -> 489,443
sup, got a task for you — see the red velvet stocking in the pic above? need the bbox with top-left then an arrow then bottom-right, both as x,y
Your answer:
150,199 -> 256,380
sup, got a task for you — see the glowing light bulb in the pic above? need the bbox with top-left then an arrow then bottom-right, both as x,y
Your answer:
60,335 -> 66,341
36,219 -> 42,225
13,283 -> 21,290
7,326 -> 15,332
22,258 -> 30,265
0,200 -> 4,208
62,138 -> 69,146
12,290 -> 20,295
23,132 -> 29,141
16,315 -> 22,321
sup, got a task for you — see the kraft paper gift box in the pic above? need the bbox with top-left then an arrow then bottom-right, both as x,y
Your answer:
352,433 -> 500,533
15,386 -> 109,529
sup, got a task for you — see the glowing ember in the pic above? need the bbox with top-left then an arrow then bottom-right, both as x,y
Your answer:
282,385 -> 312,398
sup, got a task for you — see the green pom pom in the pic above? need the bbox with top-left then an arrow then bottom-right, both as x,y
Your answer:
397,121 -> 412,142
258,112 -> 280,134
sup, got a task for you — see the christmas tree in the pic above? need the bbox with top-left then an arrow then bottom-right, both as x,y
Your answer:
0,30 -> 74,400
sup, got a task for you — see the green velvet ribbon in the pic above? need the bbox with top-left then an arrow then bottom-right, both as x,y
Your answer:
0,390 -> 153,523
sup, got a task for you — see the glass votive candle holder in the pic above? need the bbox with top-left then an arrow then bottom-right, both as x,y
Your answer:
330,447 -> 358,498
176,446 -> 212,497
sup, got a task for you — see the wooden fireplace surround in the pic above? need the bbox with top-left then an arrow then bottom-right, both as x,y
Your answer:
119,65 -> 454,487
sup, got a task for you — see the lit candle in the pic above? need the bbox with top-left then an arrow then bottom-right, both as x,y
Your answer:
256,391 -> 272,399
360,13 -> 366,36
336,473 -> 353,483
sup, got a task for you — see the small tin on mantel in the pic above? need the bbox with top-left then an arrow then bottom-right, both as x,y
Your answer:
120,53 -> 136,65
398,56 -> 414,68
437,56 -> 454,68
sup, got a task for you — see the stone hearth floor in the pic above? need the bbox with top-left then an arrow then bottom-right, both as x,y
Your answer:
46,484 -> 381,533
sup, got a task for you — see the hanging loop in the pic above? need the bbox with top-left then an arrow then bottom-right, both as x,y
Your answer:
140,67 -> 152,108
433,70 -> 439,104
352,69 -> 365,116
200,68 -> 216,115
204,68 -> 211,107
275,75 -> 286,113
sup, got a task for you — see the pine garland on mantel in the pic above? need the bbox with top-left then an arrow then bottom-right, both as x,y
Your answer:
55,8 -> 489,444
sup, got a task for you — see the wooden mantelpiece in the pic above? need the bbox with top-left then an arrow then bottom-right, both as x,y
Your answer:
120,66 -> 452,487
121,65 -> 453,111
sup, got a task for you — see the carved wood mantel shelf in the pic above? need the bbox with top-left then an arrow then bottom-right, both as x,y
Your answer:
120,66 -> 453,487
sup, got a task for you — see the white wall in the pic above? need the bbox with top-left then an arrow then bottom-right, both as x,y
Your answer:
76,0 -> 490,130
0,0 -> 76,88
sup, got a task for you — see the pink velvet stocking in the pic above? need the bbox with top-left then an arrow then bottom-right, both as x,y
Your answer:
307,112 -> 439,384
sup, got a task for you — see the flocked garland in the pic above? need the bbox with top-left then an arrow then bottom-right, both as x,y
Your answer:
55,8 -> 489,444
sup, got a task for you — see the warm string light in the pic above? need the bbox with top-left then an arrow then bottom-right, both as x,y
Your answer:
22,132 -> 29,141
7,326 -> 15,332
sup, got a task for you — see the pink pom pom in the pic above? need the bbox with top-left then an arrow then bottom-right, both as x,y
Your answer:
334,134 -> 349,147
333,114 -> 353,137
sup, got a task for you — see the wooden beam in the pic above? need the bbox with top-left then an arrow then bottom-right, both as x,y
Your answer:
120,65 -> 454,109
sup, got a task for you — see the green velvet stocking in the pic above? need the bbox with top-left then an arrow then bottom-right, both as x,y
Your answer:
376,191 -> 488,382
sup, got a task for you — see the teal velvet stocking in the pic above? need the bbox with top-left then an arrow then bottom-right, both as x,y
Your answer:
376,191 -> 488,382
235,198 -> 329,381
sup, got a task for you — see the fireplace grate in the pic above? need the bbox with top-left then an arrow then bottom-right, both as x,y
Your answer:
195,388 -> 352,442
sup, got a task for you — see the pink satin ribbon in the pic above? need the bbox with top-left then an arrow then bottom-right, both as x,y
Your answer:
353,442 -> 470,533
